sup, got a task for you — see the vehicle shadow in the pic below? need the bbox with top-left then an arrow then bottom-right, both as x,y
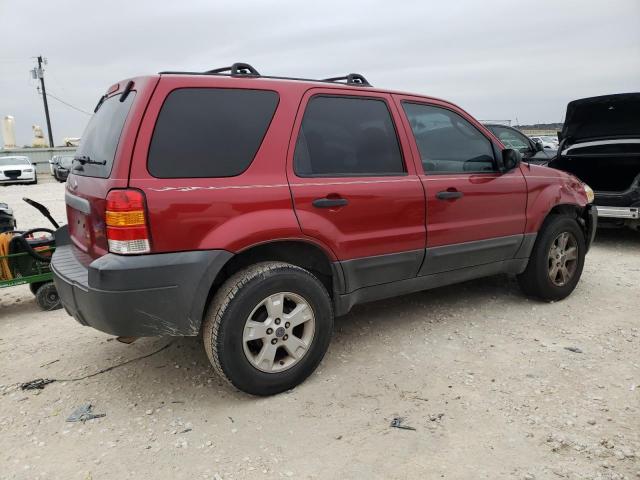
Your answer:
42,272 -> 523,406
592,227 -> 640,250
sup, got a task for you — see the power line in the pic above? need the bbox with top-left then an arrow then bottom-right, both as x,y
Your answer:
37,87 -> 92,115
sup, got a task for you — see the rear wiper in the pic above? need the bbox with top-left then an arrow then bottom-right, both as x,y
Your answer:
73,155 -> 106,166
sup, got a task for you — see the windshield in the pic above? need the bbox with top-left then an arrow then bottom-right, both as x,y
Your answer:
0,157 -> 29,166
58,156 -> 74,168
74,92 -> 136,178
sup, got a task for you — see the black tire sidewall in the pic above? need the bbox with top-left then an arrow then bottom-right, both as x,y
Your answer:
29,281 -> 46,296
215,267 -> 333,396
530,216 -> 586,300
36,282 -> 61,311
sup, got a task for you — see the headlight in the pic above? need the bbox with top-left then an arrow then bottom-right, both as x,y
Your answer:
583,184 -> 595,203
23,168 -> 34,173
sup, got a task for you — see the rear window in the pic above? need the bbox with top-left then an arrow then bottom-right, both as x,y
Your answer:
74,92 -> 136,178
148,88 -> 279,178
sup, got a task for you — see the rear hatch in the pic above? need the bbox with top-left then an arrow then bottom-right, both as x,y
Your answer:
65,77 -> 158,260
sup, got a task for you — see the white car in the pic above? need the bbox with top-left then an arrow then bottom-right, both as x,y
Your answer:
0,156 -> 37,184
530,135 -> 559,150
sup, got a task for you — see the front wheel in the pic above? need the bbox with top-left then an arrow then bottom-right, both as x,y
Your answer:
517,215 -> 586,301
202,262 -> 333,396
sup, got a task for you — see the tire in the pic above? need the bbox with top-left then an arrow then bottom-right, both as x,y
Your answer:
517,215 -> 586,301
35,282 -> 62,311
202,261 -> 333,396
30,174 -> 38,185
29,281 -> 46,296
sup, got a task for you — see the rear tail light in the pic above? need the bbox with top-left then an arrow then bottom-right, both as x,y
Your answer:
105,189 -> 150,254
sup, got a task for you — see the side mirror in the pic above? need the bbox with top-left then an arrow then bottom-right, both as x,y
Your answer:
500,148 -> 522,172
534,141 -> 544,152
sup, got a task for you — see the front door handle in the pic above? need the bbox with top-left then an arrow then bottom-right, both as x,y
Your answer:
436,190 -> 464,200
312,197 -> 349,208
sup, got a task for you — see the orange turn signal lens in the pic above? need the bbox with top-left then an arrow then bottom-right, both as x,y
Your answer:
105,210 -> 145,227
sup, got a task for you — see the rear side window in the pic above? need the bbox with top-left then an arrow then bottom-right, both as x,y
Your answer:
74,92 -> 136,178
402,103 -> 495,173
148,88 -> 278,178
294,96 -> 405,177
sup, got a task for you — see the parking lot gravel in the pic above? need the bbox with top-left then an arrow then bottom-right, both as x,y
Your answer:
1,177 -> 639,479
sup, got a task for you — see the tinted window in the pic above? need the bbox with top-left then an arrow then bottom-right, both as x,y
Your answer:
148,88 -> 278,178
487,125 -> 531,153
294,96 -> 404,176
402,103 -> 495,173
74,92 -> 136,178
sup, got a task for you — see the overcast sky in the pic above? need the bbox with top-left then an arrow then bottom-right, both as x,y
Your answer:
1,0 -> 638,147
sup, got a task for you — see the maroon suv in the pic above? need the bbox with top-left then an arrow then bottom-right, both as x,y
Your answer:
52,64 -> 597,395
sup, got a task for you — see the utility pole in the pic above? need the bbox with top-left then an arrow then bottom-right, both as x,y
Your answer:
32,56 -> 54,148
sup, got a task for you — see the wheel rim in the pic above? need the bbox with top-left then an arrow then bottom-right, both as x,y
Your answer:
547,231 -> 578,287
242,292 -> 315,373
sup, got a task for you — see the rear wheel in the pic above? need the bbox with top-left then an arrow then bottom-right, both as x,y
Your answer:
202,262 -> 333,396
35,282 -> 62,311
517,215 -> 586,301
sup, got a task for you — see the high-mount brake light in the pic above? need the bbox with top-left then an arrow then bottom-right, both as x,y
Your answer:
105,189 -> 150,254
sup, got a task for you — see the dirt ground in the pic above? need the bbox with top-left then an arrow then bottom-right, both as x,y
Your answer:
1,177 -> 638,480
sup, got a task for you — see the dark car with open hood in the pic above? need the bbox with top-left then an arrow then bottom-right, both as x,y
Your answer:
549,93 -> 640,230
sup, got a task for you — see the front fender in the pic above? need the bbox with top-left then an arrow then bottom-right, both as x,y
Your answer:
524,167 -> 589,234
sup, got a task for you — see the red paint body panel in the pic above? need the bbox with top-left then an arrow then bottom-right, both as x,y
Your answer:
286,88 -> 426,260
392,94 -> 528,247
64,73 -> 589,268
521,163 -> 589,233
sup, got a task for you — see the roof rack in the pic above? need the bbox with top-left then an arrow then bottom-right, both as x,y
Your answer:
204,62 -> 260,76
158,62 -> 372,87
322,73 -> 371,87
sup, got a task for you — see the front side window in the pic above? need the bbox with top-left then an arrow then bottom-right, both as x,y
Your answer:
148,88 -> 279,178
488,125 -> 531,153
402,103 -> 495,173
294,96 -> 405,177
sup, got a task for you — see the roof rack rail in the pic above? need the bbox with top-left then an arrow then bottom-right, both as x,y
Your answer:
158,64 -> 372,87
322,73 -> 370,87
204,62 -> 260,76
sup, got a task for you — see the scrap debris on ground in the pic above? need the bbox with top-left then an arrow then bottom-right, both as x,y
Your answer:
66,404 -> 106,423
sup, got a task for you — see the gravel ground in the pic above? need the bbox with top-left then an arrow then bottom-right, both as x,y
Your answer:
1,177 -> 639,480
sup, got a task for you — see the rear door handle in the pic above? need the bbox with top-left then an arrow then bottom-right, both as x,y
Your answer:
312,197 -> 349,208
436,190 -> 464,200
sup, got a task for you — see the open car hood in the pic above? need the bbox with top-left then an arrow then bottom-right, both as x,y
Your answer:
560,93 -> 640,146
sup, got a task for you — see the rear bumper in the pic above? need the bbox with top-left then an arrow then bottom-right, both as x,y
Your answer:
51,226 -> 232,337
596,205 -> 639,219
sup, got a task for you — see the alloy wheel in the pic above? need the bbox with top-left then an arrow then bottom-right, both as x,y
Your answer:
242,292 -> 315,373
547,231 -> 578,287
